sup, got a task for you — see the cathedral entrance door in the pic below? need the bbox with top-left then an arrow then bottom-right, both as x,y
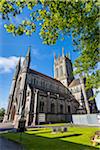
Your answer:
11,105 -> 16,121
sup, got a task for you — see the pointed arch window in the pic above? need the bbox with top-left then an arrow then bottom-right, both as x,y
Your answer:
56,68 -> 58,77
51,103 -> 55,113
68,105 -> 71,113
19,77 -> 22,88
16,77 -> 21,95
39,101 -> 44,112
60,104 -> 63,114
60,66 -> 63,76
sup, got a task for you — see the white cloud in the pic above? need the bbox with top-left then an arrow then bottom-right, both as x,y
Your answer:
31,48 -> 50,60
32,48 -> 40,58
0,56 -> 24,74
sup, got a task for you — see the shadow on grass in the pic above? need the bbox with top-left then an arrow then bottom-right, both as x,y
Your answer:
28,129 -> 39,131
27,130 -> 51,134
20,132 -> 99,150
1,131 -> 99,150
52,133 -> 82,139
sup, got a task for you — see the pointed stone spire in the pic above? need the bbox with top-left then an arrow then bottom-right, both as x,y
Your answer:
17,56 -> 21,66
27,46 -> 31,65
62,47 -> 64,57
26,46 -> 31,58
22,46 -> 31,69
54,52 -> 56,60
13,57 -> 21,80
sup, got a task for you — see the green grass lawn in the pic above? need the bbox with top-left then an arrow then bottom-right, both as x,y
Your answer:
0,124 -> 100,150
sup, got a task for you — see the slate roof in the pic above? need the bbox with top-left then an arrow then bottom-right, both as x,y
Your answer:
29,69 -> 64,87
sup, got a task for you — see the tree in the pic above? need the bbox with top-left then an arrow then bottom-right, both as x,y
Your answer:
0,108 -> 5,117
0,0 -> 99,93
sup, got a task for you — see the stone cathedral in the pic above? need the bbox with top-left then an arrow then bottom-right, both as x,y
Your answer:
3,48 -> 97,126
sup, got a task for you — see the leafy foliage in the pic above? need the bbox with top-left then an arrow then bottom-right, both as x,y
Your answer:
0,108 -> 5,117
0,0 -> 99,91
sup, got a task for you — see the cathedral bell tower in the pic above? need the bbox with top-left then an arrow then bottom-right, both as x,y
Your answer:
54,48 -> 74,87
3,57 -> 21,122
4,47 -> 31,127
18,47 -> 31,111
14,47 -> 31,128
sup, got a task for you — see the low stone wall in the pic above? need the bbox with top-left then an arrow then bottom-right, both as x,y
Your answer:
46,114 -> 72,123
38,113 -> 100,125
46,114 -> 65,123
72,113 -> 100,125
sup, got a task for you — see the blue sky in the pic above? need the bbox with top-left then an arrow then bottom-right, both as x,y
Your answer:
0,8 -> 99,110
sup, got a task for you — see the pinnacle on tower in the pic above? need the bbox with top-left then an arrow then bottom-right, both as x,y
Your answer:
54,52 -> 56,60
62,47 -> 64,57
22,46 -> 31,69
25,46 -> 31,64
18,56 -> 21,65
16,57 -> 21,70
13,57 -> 21,79
26,46 -> 31,58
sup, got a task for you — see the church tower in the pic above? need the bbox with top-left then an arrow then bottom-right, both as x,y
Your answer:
14,47 -> 31,125
54,48 -> 74,87
3,57 -> 21,122
3,47 -> 31,125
